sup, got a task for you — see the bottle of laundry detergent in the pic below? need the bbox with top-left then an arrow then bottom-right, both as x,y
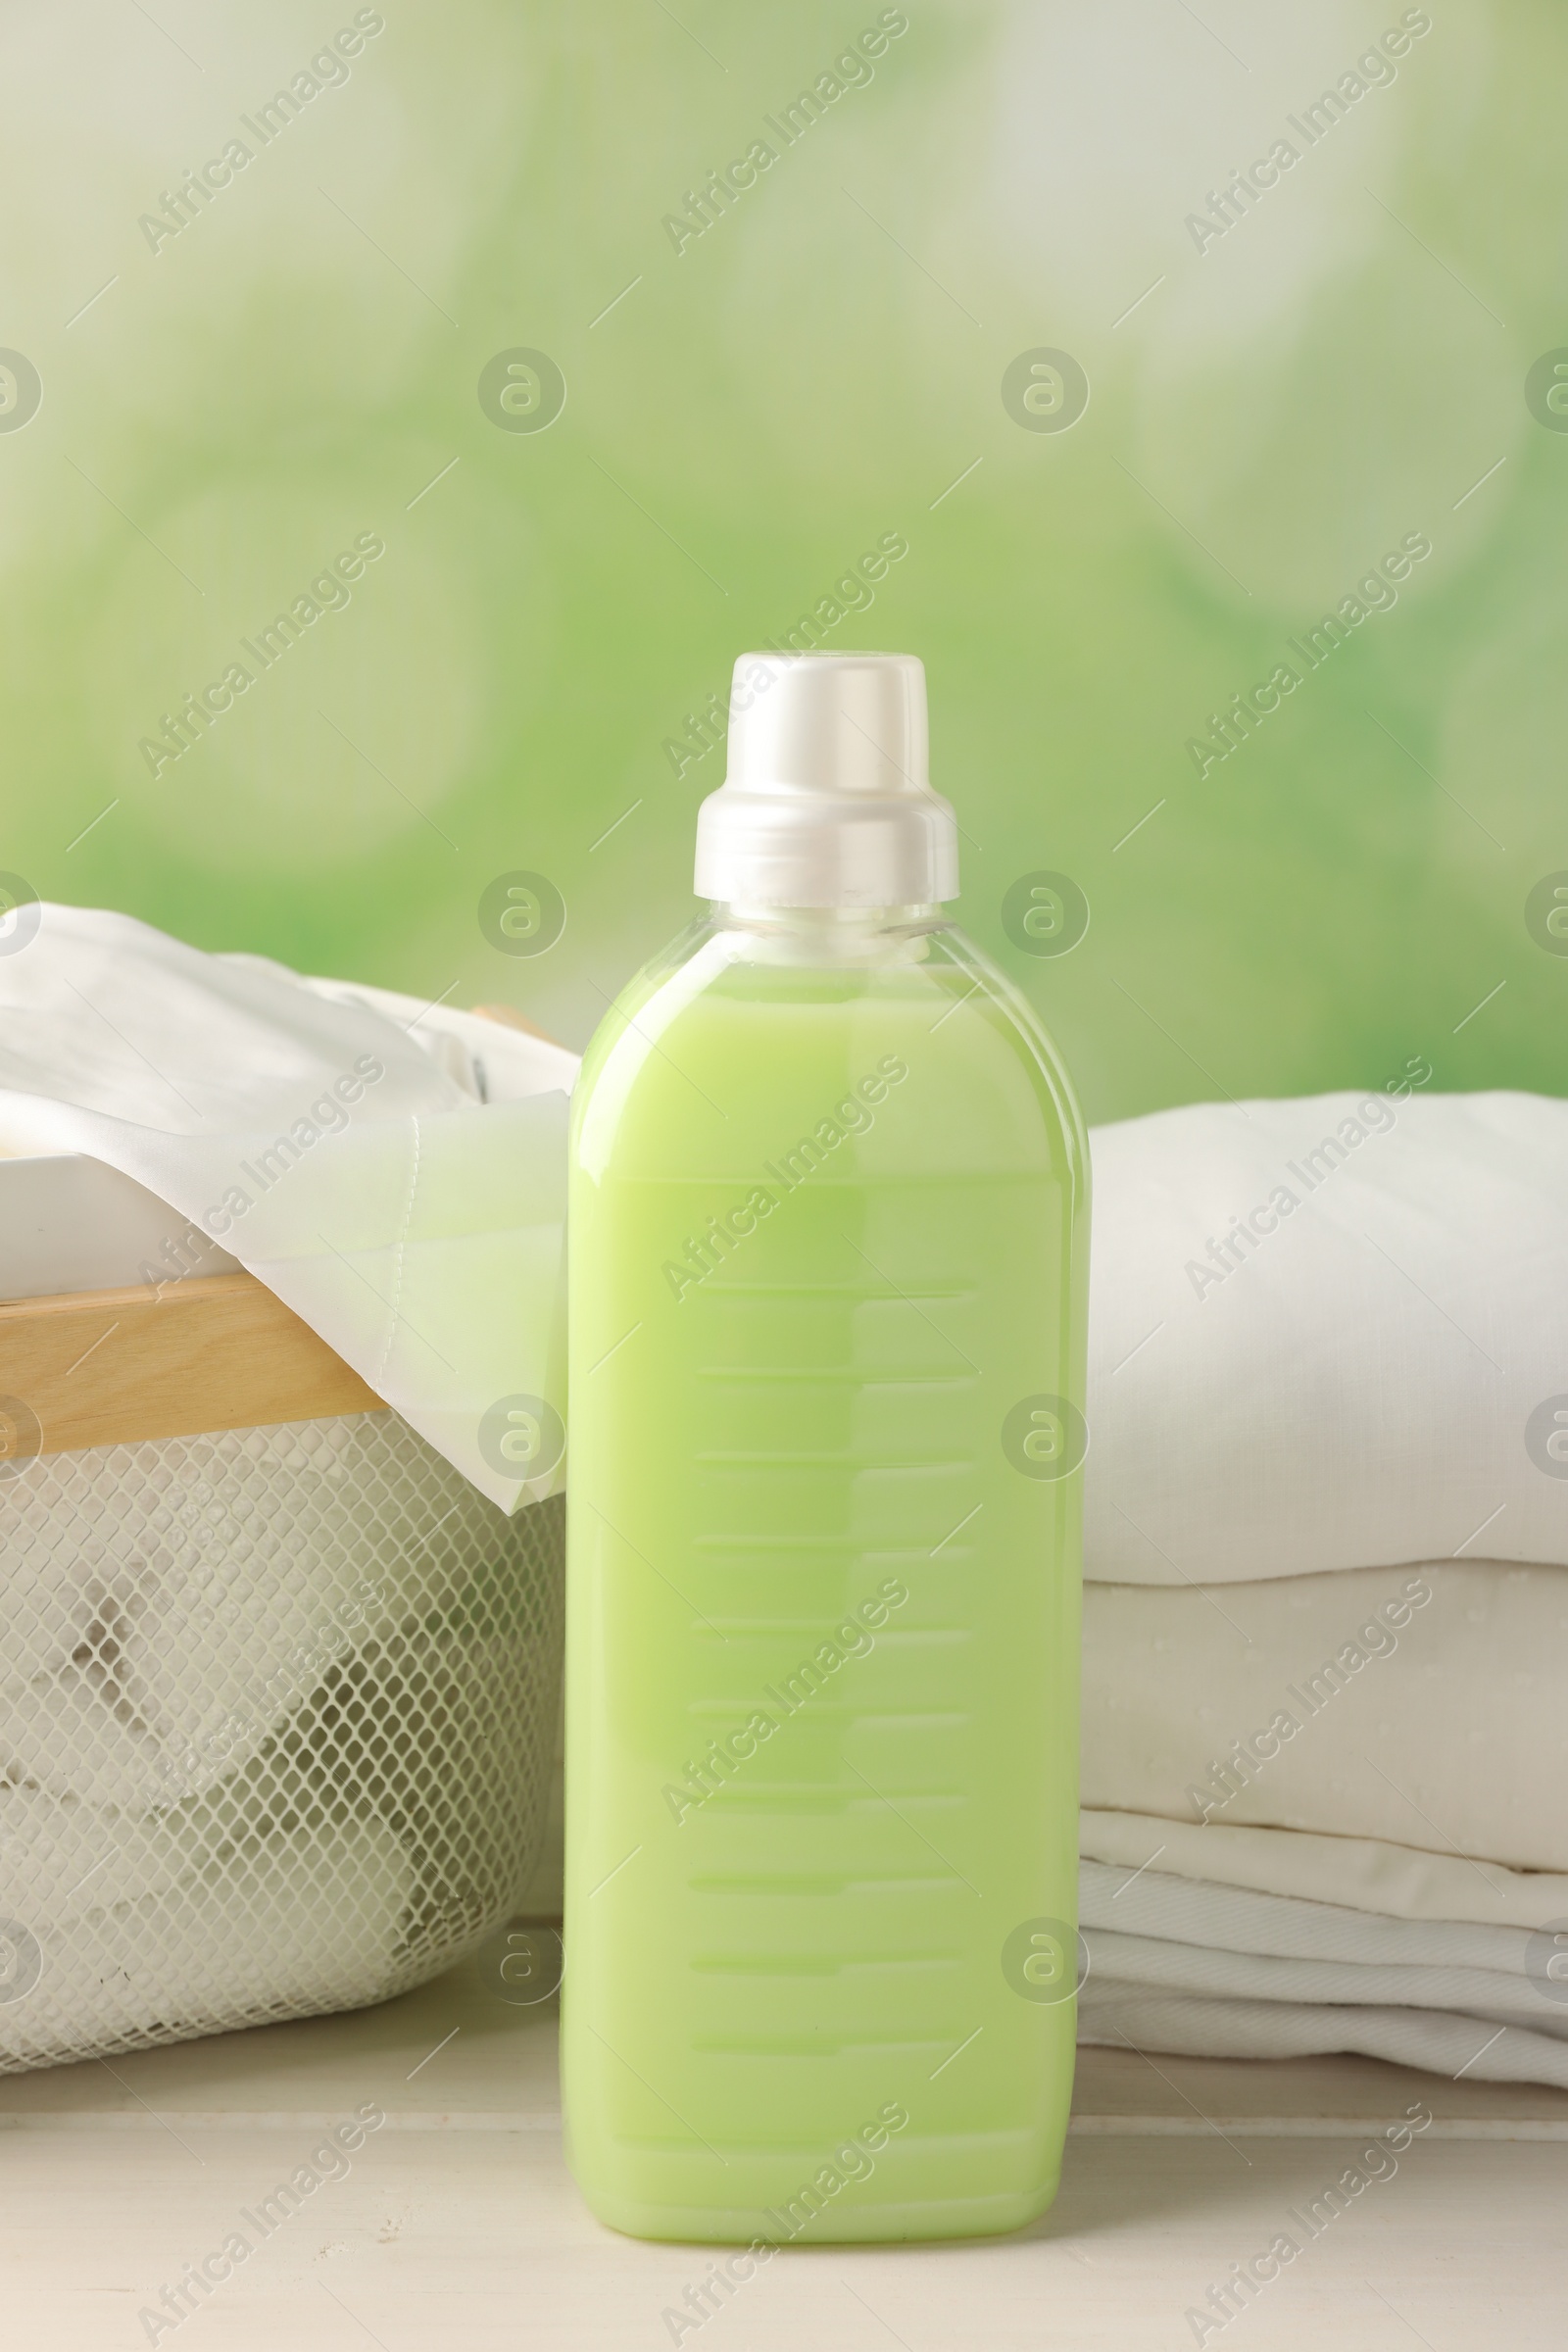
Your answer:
563,651 -> 1088,2243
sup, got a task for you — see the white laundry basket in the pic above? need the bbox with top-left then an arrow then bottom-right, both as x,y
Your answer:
0,1258 -> 564,2074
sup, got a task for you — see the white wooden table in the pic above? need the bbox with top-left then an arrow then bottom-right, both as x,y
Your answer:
5,1933 -> 1566,2350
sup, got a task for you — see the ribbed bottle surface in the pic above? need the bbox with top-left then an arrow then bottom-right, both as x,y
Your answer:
564,927 -> 1087,2242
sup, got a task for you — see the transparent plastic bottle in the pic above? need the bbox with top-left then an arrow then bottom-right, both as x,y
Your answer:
563,653 -> 1088,2242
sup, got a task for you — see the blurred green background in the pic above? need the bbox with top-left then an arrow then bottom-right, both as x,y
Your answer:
4,0 -> 1563,1123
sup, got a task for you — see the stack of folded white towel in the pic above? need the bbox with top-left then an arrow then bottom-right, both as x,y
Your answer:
1078,1080 -> 1568,2086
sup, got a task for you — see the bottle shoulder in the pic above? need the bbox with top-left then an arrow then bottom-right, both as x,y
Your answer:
934,925 -> 1091,1203
572,917 -> 1088,1202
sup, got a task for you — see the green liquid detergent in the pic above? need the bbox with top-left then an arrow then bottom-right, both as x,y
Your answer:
564,653 -> 1089,2243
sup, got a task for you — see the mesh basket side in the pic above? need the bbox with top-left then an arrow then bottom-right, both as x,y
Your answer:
0,1413 -> 564,2074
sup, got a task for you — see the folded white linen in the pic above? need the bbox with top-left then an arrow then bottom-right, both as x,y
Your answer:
1077,1861 -> 1568,2085
1079,1859 -> 1562,2041
1083,1559 -> 1568,1876
1078,1985 -> 1568,2089
1079,1814 -> 1568,1932
1084,1086 -> 1568,1585
1079,1857 -> 1540,1975
1089,1936 -> 1556,2033
0,906 -> 574,1509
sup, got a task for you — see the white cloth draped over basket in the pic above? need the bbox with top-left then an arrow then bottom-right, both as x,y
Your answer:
0,903 -> 575,1511
0,906 -> 572,2070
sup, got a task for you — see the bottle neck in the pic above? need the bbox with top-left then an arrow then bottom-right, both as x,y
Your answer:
710,902 -> 948,966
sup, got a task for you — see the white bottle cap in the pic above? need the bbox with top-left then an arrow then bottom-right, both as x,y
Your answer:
693,652 -> 959,907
